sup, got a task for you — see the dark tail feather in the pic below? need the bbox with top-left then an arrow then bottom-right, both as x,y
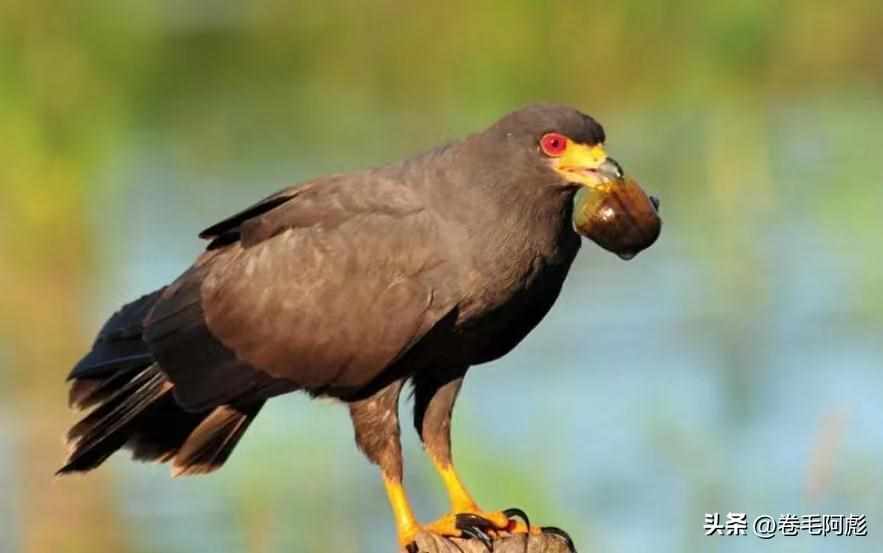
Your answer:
69,369 -> 138,411
124,393 -> 211,463
171,401 -> 265,476
61,289 -> 264,476
60,365 -> 265,476
69,289 -> 165,381
60,365 -> 172,473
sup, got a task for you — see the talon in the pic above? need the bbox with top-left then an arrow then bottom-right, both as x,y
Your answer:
540,526 -> 577,553
460,526 -> 494,551
455,513 -> 497,531
502,507 -> 531,532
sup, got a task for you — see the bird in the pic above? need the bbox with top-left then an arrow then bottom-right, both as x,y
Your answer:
59,104 -> 661,552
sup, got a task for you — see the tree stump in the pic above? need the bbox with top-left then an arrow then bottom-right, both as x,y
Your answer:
402,530 -> 575,553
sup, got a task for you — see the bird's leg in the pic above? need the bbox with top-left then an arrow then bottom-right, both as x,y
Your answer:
413,373 -> 537,538
382,474 -> 421,547
349,380 -> 421,547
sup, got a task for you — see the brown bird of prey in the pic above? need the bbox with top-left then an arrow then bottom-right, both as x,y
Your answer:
60,104 -> 661,552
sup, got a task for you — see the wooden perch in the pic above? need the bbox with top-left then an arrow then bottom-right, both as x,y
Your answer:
401,530 -> 575,553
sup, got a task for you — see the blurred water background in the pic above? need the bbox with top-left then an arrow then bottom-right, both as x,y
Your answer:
2,2 -> 882,553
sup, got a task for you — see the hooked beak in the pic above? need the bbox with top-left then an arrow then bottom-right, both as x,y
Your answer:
597,158 -> 624,180
550,142 -> 622,190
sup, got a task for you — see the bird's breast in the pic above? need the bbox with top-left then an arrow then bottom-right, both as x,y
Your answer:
452,227 -> 580,364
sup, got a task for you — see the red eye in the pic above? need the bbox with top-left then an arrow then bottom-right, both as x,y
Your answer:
540,133 -> 568,157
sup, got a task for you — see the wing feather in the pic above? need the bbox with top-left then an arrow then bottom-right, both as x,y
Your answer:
144,175 -> 455,409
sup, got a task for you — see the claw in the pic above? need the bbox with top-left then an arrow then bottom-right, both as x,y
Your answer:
540,526 -> 576,553
460,526 -> 494,551
455,513 -> 497,531
502,507 -> 531,532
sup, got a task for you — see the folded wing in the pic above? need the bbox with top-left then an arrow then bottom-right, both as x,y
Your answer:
144,176 -> 454,411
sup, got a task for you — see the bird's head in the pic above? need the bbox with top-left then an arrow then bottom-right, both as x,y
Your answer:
488,104 -> 662,260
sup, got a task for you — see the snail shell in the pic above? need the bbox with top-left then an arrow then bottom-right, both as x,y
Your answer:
573,175 -> 661,260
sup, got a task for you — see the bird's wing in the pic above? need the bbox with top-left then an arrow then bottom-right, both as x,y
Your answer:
144,175 -> 454,411
198,187 -> 300,245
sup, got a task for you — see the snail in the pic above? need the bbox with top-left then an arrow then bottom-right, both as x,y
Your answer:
573,174 -> 661,260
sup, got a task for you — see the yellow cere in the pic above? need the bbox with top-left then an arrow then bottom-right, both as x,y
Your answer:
551,140 -> 614,191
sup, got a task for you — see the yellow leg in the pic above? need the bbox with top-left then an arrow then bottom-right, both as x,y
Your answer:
436,460 -> 481,513
383,475 -> 421,546
382,461 -> 537,548
423,458 -> 527,535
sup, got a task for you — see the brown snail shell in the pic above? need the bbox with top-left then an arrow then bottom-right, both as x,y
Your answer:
573,175 -> 661,260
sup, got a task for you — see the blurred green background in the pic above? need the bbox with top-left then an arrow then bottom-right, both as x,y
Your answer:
2,2 -> 882,552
